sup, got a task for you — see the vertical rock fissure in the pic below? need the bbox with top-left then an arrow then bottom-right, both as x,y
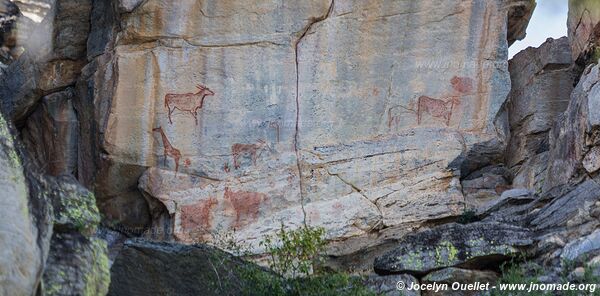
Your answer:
293,0 -> 335,225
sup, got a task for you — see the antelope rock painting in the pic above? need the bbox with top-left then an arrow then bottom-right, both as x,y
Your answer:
231,139 -> 271,169
164,84 -> 215,125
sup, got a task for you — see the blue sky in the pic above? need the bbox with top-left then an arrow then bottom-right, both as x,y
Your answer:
509,0 -> 569,58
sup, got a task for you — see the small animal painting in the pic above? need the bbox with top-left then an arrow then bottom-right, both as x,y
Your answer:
231,139 -> 270,169
450,76 -> 474,94
164,84 -> 215,125
417,95 -> 461,126
224,187 -> 266,228
152,126 -> 181,172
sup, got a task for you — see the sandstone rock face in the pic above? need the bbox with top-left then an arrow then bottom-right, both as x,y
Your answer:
568,0 -> 600,63
22,88 -> 79,176
84,0 -> 534,254
505,37 -> 576,190
544,61 -> 600,193
373,222 -> 533,275
0,0 -> 91,123
0,112 -> 44,296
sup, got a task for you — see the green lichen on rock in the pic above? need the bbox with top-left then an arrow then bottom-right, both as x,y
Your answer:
43,235 -> 110,296
82,238 -> 110,296
51,177 -> 101,235
43,176 -> 109,296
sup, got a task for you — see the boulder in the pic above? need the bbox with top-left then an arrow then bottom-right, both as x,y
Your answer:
373,222 -> 533,275
544,62 -> 600,193
107,239 -> 276,296
0,108 -> 46,296
561,230 -> 600,262
43,233 -> 110,296
41,175 -> 110,295
80,0 -> 536,255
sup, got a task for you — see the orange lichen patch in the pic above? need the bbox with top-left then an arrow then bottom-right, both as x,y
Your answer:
224,187 -> 267,228
179,198 -> 218,238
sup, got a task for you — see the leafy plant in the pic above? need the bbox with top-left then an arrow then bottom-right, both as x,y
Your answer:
260,223 -> 326,278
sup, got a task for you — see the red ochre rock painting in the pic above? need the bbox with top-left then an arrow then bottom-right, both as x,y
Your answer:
224,187 -> 267,228
164,84 -> 215,125
417,95 -> 461,126
231,139 -> 269,169
152,126 -> 181,172
450,76 -> 474,94
179,198 -> 218,240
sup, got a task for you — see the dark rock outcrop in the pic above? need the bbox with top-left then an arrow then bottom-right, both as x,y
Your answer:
373,222 -> 533,275
505,37 -> 577,191
421,268 -> 498,296
108,239 -> 273,296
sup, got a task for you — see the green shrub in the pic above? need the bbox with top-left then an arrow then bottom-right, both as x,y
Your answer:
259,224 -> 326,277
216,224 -> 377,295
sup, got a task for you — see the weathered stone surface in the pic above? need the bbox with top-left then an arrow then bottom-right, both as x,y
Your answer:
43,233 -> 110,296
118,0 -> 143,13
421,268 -> 498,296
84,0 -> 529,255
0,0 -> 91,122
478,187 -> 534,216
505,37 -> 575,181
561,230 -> 600,262
528,179 -> 600,265
583,146 -> 600,173
364,273 -> 420,296
41,174 -> 110,296
532,180 -> 600,231
544,62 -> 600,193
511,151 -> 547,193
568,0 -> 600,63
373,222 -> 533,275
22,88 -> 79,176
108,239 -> 274,296
0,0 -> 91,124
506,0 -> 536,46
462,164 -> 511,211
0,111 -> 45,296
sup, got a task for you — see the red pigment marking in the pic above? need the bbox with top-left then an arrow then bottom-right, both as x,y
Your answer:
417,95 -> 461,126
152,126 -> 181,172
224,187 -> 267,228
164,84 -> 215,125
450,76 -> 474,94
231,139 -> 268,169
332,201 -> 344,210
180,198 -> 218,232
